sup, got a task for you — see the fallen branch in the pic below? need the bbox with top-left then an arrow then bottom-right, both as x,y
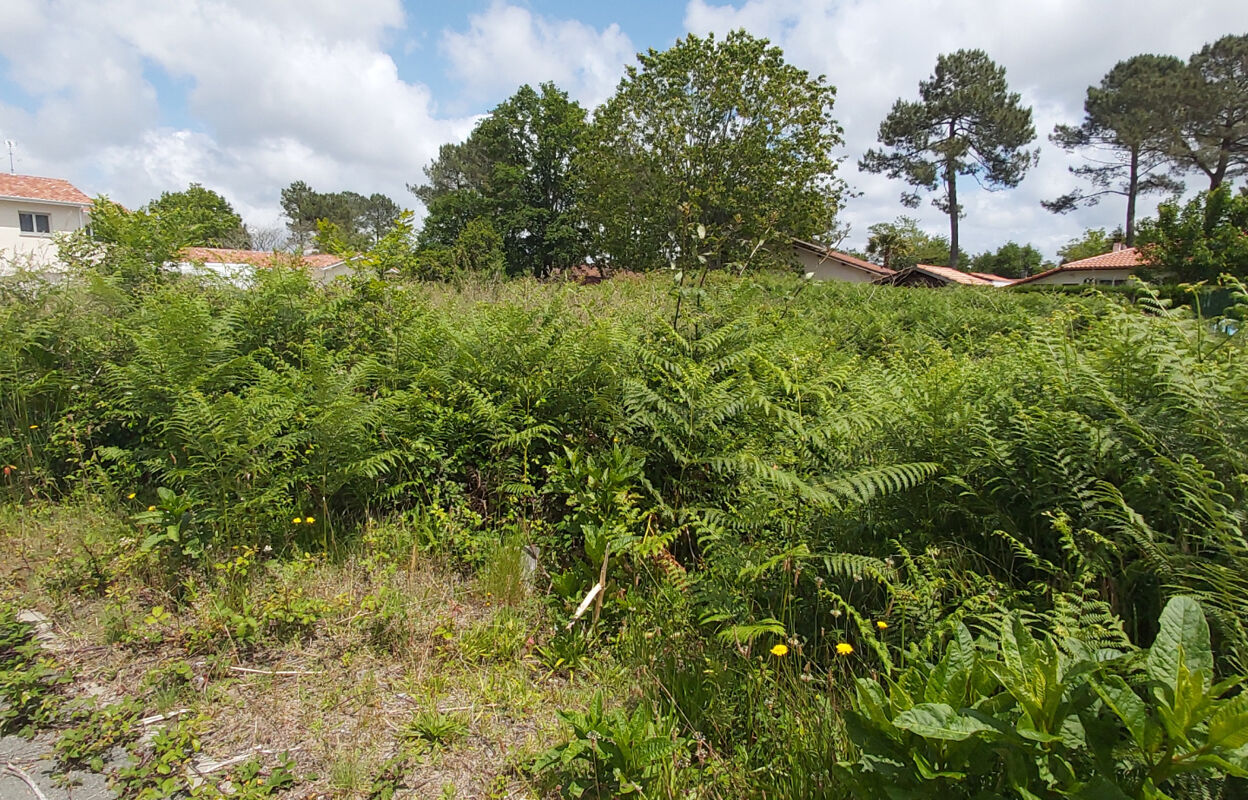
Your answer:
228,666 -> 322,677
141,708 -> 192,726
2,762 -> 49,800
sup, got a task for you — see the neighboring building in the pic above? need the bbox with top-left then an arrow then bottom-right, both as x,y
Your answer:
176,247 -> 354,284
1009,246 -> 1142,287
793,240 -> 895,283
881,263 -> 1010,288
0,174 -> 92,276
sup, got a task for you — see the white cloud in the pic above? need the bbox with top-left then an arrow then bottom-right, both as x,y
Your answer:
0,0 -> 473,226
439,2 -> 636,108
685,0 -> 1248,259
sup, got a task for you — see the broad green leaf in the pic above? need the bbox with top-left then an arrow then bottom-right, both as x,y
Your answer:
1147,596 -> 1212,691
892,703 -> 993,741
1094,675 -> 1151,749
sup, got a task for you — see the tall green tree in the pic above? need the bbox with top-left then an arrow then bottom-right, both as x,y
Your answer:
581,30 -> 844,273
1045,54 -> 1185,245
1169,34 -> 1248,189
145,183 -> 250,248
1137,185 -> 1248,281
412,83 -> 588,278
280,182 -> 400,251
860,49 -> 1037,269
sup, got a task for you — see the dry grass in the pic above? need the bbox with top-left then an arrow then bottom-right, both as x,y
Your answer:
0,501 -> 609,798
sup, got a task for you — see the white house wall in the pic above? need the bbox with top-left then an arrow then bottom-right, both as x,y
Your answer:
1026,268 -> 1136,286
0,198 -> 87,275
795,248 -> 878,284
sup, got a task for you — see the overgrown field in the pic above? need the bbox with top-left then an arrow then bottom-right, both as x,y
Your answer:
2,269 -> 1247,798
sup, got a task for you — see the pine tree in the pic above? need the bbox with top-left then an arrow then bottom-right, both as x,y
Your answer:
860,50 -> 1037,269
1044,54 -> 1185,245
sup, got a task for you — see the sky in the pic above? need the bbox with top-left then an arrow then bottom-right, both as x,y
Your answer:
1,0 -> 1245,260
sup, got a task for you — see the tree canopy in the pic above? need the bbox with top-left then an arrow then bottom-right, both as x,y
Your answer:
968,241 -> 1045,279
1169,34 -> 1248,189
412,83 -> 588,278
1057,227 -> 1124,264
1045,54 -> 1185,245
581,30 -> 844,273
860,49 -> 1037,269
279,182 -> 401,251
145,183 -> 250,248
865,216 -> 951,270
1137,186 -> 1248,281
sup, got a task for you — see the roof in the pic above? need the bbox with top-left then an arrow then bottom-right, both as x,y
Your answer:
179,247 -> 345,271
793,239 -> 895,277
1010,247 -> 1141,286
909,264 -> 997,286
0,174 -> 92,207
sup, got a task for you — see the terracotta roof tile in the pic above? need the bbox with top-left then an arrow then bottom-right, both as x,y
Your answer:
1010,247 -> 1141,286
911,264 -> 996,285
0,174 -> 92,206
180,247 -> 345,270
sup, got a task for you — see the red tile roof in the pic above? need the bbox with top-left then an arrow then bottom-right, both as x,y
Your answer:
793,239 -> 895,276
0,174 -> 92,206
1010,247 -> 1141,286
180,247 -> 345,270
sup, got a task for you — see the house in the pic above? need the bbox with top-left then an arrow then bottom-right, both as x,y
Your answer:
1009,245 -> 1142,287
0,173 -> 92,277
176,247 -> 354,284
793,240 -> 895,283
880,264 -> 1012,288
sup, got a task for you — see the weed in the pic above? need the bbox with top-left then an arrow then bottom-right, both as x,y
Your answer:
458,608 -> 532,663
53,698 -> 142,772
403,709 -> 469,747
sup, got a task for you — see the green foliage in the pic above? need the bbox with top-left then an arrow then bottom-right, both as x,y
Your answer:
841,598 -> 1246,799
582,30 -> 844,273
413,83 -> 588,278
861,49 -> 1037,265
1057,227 -> 1124,264
145,183 -> 251,248
1045,54 -> 1186,244
1137,185 -> 1248,281
968,240 -> 1045,278
403,709 -> 469,746
280,181 -> 400,250
54,698 -> 142,772
0,607 -> 66,737
1168,33 -> 1248,189
532,692 -> 687,799
865,216 -> 951,270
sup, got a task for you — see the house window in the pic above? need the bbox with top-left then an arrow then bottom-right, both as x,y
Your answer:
19,212 -> 51,234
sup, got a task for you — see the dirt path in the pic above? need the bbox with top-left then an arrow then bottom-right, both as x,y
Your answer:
0,733 -> 116,800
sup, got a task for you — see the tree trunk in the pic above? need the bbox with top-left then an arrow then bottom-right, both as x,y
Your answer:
1125,147 -> 1139,246
946,120 -> 959,268
1210,139 -> 1229,189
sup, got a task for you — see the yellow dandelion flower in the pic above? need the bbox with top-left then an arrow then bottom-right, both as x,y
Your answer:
127,492 -> 136,500
147,505 -> 156,512
28,425 -> 38,430
770,643 -> 789,657
292,517 -> 303,524
835,642 -> 854,656
305,516 -> 315,524
876,620 -> 889,630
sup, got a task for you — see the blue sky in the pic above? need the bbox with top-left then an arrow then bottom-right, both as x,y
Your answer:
1,0 -> 1245,258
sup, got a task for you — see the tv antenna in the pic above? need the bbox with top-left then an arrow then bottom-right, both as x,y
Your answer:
3,140 -> 14,174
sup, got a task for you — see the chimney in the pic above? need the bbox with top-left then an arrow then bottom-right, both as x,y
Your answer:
1112,242 -> 1126,252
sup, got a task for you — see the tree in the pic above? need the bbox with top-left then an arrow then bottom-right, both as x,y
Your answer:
413,83 -> 588,278
580,30 -> 844,273
1169,34 -> 1248,189
860,49 -> 1037,269
1056,227 -> 1124,264
1045,54 -> 1185,245
280,182 -> 399,250
145,183 -> 250,248
1137,186 -> 1248,281
864,216 -> 951,270
967,241 -> 1044,279
414,218 -> 506,282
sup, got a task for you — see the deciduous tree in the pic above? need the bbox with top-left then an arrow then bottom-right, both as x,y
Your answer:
1137,186 -> 1248,281
860,49 -> 1037,269
412,83 -> 588,278
865,216 -> 950,270
146,183 -> 250,248
581,30 -> 844,273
